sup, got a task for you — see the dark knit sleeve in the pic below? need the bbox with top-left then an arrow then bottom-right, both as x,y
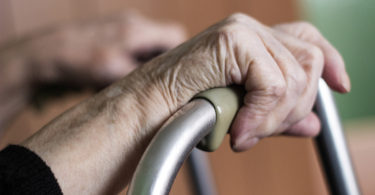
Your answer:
0,145 -> 62,194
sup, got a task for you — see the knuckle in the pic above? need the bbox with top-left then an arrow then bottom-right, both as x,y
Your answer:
294,72 -> 308,94
246,79 -> 286,111
306,44 -> 324,65
217,13 -> 261,42
277,55 -> 308,91
276,54 -> 292,65
297,71 -> 308,89
293,107 -> 312,122
295,21 -> 322,40
216,22 -> 247,41
215,25 -> 236,43
263,80 -> 287,99
227,12 -> 251,24
218,23 -> 238,35
296,21 -> 318,33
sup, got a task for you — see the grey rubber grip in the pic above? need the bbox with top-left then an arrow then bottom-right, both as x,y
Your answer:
194,86 -> 244,151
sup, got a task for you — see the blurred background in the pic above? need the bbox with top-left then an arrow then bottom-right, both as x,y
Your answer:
0,0 -> 374,194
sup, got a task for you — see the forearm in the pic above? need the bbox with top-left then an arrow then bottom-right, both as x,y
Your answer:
21,66 -> 172,194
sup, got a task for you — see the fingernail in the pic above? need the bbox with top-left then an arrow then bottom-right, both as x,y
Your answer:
342,72 -> 351,92
234,131 -> 250,145
233,134 -> 259,152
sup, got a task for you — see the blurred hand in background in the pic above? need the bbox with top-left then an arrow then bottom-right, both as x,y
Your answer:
0,10 -> 187,134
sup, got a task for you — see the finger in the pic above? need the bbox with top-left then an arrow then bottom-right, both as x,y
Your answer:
230,34 -> 286,152
273,22 -> 350,93
253,29 -> 308,135
283,112 -> 321,137
271,30 -> 324,132
231,137 -> 260,153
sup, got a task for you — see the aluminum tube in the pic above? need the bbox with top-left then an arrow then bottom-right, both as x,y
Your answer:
127,99 -> 216,195
315,79 -> 361,195
187,149 -> 217,195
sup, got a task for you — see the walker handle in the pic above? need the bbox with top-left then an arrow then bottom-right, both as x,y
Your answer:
194,86 -> 244,151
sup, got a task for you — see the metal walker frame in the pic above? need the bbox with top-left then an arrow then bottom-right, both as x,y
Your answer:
128,79 -> 360,195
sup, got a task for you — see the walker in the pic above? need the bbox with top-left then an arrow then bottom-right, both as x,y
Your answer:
127,79 -> 360,195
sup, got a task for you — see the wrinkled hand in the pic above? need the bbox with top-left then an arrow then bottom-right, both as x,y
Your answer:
20,13 -> 351,194
135,13 -> 350,152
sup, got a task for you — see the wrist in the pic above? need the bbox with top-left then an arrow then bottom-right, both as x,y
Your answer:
21,69 -> 174,194
111,69 -> 173,138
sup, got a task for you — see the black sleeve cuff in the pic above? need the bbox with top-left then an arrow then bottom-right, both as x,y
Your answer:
0,145 -> 62,194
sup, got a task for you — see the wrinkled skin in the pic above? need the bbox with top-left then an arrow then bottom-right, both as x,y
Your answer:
135,13 -> 350,151
22,13 -> 350,194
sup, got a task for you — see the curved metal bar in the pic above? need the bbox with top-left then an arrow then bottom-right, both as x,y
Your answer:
187,149 -> 217,195
127,99 -> 216,195
315,79 -> 361,195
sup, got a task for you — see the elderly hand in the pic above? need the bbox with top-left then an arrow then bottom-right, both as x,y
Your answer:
22,13 -> 350,194
130,13 -> 350,152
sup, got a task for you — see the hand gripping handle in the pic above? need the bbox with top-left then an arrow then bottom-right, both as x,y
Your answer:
127,86 -> 243,195
128,80 -> 360,195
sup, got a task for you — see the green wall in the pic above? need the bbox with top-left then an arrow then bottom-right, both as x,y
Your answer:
299,0 -> 375,121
